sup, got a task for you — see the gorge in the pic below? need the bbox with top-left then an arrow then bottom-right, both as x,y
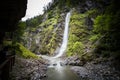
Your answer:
1,0 -> 120,80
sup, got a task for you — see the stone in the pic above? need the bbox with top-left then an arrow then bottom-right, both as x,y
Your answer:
71,66 -> 89,78
64,56 -> 84,66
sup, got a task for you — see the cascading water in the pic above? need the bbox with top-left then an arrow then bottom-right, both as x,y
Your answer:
41,12 -> 80,80
47,12 -> 71,68
53,12 -> 71,58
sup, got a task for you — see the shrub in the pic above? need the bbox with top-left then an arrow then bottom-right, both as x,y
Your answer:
89,34 -> 100,42
72,42 -> 84,55
15,43 -> 38,59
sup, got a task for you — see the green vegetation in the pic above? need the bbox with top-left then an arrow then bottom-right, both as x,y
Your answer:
14,43 -> 38,59
91,0 -> 120,60
67,9 -> 91,58
39,9 -> 60,54
89,34 -> 100,43
21,6 -> 64,55
66,0 -> 120,61
26,15 -> 43,28
14,0 -> 120,62
2,40 -> 38,59
93,15 -> 111,34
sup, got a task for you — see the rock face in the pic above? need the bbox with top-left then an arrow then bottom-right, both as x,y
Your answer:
22,8 -> 68,55
71,61 -> 120,80
0,0 -> 27,43
64,56 -> 85,66
10,57 -> 47,80
71,66 -> 89,79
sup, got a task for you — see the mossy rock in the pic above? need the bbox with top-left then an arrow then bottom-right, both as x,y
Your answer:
14,43 -> 38,59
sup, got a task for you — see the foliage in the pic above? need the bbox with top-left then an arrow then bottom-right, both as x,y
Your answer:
92,0 -> 120,59
13,21 -> 26,42
72,42 -> 84,55
93,15 -> 112,34
89,34 -> 100,42
3,40 -> 12,47
67,10 -> 91,57
20,0 -> 120,61
46,32 -> 57,54
66,0 -> 84,7
14,43 -> 38,59
26,15 -> 43,28
21,4 -> 62,55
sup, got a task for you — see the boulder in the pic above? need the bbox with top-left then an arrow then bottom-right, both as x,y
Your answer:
64,56 -> 85,66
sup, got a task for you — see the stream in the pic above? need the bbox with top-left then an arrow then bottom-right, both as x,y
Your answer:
43,65 -> 79,80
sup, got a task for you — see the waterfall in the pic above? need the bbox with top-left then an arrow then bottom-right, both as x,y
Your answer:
38,11 -> 80,80
38,11 -> 71,66
54,12 -> 71,58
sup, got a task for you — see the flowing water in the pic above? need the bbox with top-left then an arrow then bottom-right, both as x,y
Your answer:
41,12 -> 80,80
53,12 -> 70,58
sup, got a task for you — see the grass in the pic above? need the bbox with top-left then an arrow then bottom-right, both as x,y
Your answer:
15,43 -> 38,59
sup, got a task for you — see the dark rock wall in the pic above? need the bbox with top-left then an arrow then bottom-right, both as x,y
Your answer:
0,0 -> 27,43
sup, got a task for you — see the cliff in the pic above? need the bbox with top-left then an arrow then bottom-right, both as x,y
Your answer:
21,0 -> 120,63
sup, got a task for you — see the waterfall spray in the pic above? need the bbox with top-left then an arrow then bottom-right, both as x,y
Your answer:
54,12 -> 71,58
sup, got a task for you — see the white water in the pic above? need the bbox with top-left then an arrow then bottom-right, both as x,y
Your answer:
38,12 -> 80,80
53,12 -> 71,58
39,12 -> 71,67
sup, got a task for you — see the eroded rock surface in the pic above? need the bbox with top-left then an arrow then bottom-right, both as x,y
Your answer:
71,60 -> 120,80
10,57 -> 47,80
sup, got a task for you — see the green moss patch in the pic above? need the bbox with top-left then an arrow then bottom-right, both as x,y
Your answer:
15,43 -> 38,59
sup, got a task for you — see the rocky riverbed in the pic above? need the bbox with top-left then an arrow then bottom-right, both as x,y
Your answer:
10,56 -> 120,80
10,57 -> 47,80
71,62 -> 120,80
66,56 -> 120,80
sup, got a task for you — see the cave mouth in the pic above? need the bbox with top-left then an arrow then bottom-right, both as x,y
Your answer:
0,0 -> 27,44
0,1 -> 28,79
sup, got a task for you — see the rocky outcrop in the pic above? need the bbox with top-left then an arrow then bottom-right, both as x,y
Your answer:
71,61 -> 120,80
22,8 -> 68,55
10,57 -> 47,80
64,56 -> 85,66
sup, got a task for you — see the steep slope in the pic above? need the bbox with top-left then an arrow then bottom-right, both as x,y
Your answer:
21,0 -> 120,63
22,4 -> 70,55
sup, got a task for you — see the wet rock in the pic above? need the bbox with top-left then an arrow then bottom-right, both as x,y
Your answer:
60,62 -> 65,66
86,0 -> 93,7
64,56 -> 84,66
70,58 -> 120,80
71,66 -> 89,79
53,63 -> 57,66
10,57 -> 47,80
40,73 -> 47,79
85,17 -> 93,30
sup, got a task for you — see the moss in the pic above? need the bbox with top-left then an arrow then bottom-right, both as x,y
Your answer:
44,31 -> 57,54
3,40 -> 12,46
37,8 -> 62,55
80,53 -> 93,62
67,41 -> 84,57
67,10 -> 91,57
86,9 -> 99,18
89,34 -> 100,43
15,43 -> 38,59
31,28 -> 36,32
